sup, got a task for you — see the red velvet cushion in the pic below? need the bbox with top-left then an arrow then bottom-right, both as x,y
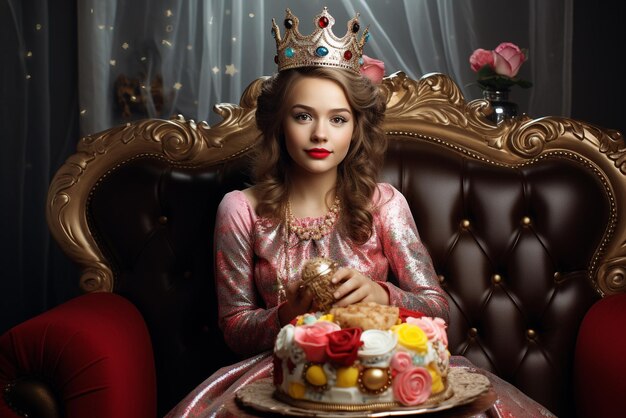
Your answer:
0,292 -> 157,418
575,293 -> 626,418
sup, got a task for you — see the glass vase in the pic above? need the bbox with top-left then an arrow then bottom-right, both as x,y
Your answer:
482,89 -> 518,124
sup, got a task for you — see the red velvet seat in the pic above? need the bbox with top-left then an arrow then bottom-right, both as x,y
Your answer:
0,292 -> 156,418
575,293 -> 626,418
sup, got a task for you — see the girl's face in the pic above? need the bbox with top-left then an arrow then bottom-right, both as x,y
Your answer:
282,76 -> 354,178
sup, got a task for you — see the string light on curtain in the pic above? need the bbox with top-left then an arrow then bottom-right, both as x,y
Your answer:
76,0 -> 572,136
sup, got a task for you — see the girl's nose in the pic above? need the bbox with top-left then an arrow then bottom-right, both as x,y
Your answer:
311,122 -> 328,143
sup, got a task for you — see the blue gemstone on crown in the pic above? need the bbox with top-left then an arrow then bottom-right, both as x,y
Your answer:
315,46 -> 329,57
365,33 -> 370,42
285,47 -> 295,58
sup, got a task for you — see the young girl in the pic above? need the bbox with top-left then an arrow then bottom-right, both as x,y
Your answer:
214,64 -> 449,358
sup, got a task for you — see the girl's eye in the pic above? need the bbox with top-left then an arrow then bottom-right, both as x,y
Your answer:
331,116 -> 348,124
294,113 -> 312,121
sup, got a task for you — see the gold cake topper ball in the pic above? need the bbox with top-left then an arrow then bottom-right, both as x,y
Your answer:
300,257 -> 340,311
271,7 -> 370,74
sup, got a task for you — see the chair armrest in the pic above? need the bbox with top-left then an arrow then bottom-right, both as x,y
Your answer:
0,292 -> 156,418
575,293 -> 626,418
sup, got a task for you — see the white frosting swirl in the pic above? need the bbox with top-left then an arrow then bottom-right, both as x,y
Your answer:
359,330 -> 398,357
274,324 -> 295,359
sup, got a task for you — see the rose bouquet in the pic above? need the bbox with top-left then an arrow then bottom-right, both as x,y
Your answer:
469,42 -> 532,91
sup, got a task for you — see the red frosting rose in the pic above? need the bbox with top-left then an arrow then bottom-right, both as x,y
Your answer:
398,307 -> 424,323
325,328 -> 363,367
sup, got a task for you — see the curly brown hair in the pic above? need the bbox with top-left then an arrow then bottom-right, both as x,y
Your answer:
253,67 -> 387,244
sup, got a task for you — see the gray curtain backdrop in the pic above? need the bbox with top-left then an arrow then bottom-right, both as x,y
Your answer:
77,0 -> 573,135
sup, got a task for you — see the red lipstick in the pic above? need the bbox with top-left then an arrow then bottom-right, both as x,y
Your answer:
306,148 -> 332,159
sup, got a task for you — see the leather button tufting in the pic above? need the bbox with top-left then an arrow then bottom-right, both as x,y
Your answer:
553,272 -> 562,282
492,274 -> 502,284
527,329 -> 537,339
468,327 -> 478,337
158,215 -> 168,225
521,216 -> 531,225
438,274 -> 445,283
460,219 -> 470,229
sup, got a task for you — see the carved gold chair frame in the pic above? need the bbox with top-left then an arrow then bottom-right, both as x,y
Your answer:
47,72 -> 626,297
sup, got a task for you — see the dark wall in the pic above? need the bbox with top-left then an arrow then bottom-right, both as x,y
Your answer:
571,1 -> 625,136
0,0 -> 80,335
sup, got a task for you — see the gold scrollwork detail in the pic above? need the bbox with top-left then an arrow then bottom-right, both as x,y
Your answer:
596,128 -> 626,174
144,118 -> 202,160
597,258 -> 626,295
507,117 -> 574,157
382,72 -> 479,129
79,265 -> 113,293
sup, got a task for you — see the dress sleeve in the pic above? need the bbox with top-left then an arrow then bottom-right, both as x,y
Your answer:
375,184 -> 450,323
214,192 -> 281,357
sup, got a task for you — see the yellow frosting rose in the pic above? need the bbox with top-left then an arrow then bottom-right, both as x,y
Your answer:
428,363 -> 444,394
391,323 -> 428,353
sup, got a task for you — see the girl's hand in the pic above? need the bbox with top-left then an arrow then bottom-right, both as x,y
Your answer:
278,280 -> 314,326
330,267 -> 389,307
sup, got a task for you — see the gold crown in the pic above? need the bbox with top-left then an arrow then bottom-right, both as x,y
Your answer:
271,7 -> 370,74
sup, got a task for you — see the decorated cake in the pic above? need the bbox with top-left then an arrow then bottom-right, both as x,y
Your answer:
272,301 -> 452,411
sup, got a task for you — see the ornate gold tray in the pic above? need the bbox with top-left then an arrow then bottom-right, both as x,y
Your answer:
236,367 -> 492,417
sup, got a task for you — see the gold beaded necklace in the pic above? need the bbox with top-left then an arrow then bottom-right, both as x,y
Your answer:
286,196 -> 341,241
276,197 -> 341,303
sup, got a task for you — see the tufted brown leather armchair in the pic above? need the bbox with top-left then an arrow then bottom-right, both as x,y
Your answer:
2,72 -> 625,417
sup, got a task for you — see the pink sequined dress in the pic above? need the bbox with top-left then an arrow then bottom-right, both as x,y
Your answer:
164,183 -> 556,417
214,183 -> 448,357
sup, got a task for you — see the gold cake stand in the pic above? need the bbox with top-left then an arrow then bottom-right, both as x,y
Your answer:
234,367 -> 495,417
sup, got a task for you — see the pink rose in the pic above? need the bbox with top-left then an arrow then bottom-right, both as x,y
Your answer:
406,316 -> 448,347
393,367 -> 432,406
294,321 -> 340,363
493,42 -> 526,78
469,48 -> 494,72
390,351 -> 413,374
360,55 -> 385,84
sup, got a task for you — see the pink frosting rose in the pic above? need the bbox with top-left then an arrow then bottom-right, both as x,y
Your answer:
406,316 -> 448,347
360,55 -> 385,84
390,351 -> 413,374
294,321 -> 341,363
393,366 -> 432,406
469,48 -> 494,72
493,42 -> 526,78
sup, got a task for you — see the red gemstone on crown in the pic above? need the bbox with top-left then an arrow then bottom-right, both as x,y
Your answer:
343,51 -> 352,60
318,16 -> 329,28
